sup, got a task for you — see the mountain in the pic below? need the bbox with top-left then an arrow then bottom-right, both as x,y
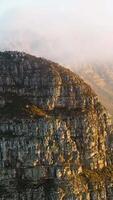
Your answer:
76,63 -> 113,117
0,51 -> 113,199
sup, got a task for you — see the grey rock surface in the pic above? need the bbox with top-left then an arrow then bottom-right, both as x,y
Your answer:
0,51 -> 113,200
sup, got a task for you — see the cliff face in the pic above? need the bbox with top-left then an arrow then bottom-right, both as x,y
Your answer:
0,51 -> 113,200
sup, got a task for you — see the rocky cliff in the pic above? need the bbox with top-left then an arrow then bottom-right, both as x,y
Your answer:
0,51 -> 113,200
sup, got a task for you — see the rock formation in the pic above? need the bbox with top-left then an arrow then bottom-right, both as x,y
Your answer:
0,51 -> 113,200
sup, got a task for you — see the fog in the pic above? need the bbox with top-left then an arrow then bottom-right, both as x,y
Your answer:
0,0 -> 113,66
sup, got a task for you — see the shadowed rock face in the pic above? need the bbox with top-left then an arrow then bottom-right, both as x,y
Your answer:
0,51 -> 113,200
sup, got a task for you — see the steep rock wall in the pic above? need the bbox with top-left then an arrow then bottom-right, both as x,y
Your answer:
0,51 -> 113,199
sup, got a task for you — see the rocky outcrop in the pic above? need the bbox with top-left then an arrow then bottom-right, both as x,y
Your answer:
0,51 -> 113,200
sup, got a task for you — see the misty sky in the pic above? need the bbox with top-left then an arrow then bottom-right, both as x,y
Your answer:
0,0 -> 113,65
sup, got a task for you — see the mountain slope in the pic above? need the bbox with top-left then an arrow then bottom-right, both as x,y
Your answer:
77,63 -> 113,116
0,51 -> 113,199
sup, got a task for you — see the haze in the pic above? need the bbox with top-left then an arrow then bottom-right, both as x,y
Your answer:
0,0 -> 113,66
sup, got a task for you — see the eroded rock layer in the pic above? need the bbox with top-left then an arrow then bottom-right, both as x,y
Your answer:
0,51 -> 113,200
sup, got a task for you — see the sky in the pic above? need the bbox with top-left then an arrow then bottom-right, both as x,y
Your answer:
0,0 -> 113,66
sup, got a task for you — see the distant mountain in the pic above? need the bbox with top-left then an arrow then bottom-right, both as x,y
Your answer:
76,63 -> 113,116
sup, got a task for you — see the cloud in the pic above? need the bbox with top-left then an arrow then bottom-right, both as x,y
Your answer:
0,0 -> 113,65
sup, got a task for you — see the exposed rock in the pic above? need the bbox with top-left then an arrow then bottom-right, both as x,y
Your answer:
0,51 -> 113,199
